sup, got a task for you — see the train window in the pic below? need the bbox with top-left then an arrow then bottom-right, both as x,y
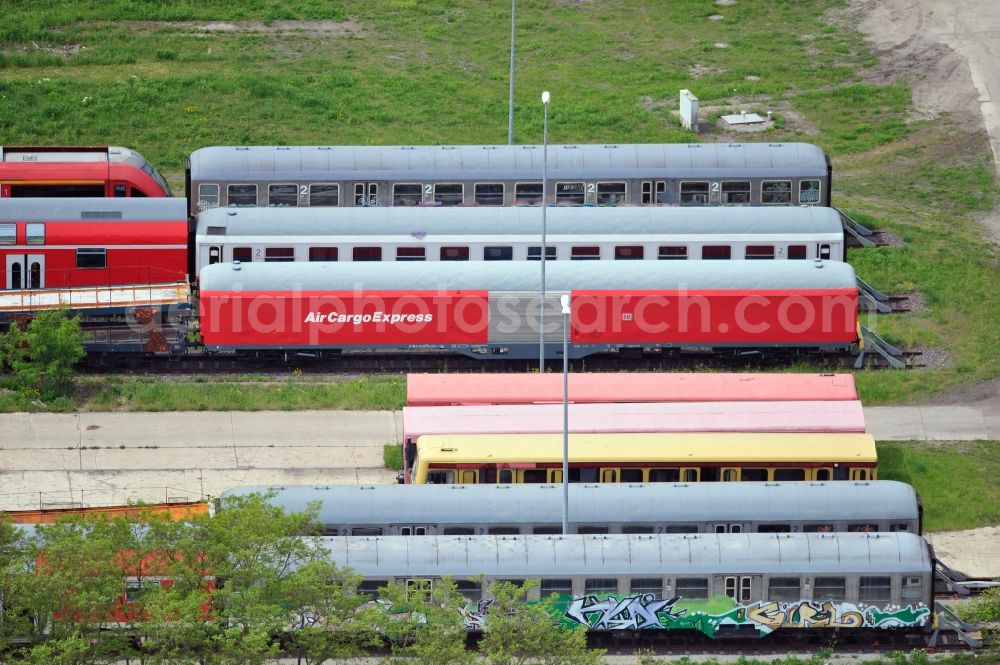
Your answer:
742,469 -> 767,482
804,524 -> 833,533
622,525 -> 654,534
814,577 -> 846,601
407,579 -> 433,596
265,248 -> 294,263
799,179 -> 822,204
132,188 -> 147,198
859,576 -> 892,603
76,248 -> 107,269
850,523 -> 878,533
630,578 -> 662,596
499,470 -> 513,483
571,246 -> 600,260
514,182 -> 543,206
354,184 -> 365,206
656,181 -> 667,202
540,579 -> 573,597
434,183 -> 463,206
228,184 -> 257,207
741,577 -> 752,602
596,182 -> 626,206
683,469 -> 698,482
533,526 -> 561,535
819,244 -> 831,260
701,468 -> 720,482
25,223 -> 45,245
702,246 -> 732,260
665,525 -> 698,534
0,224 -> 14,245
351,527 -> 383,536
658,246 -> 687,260
768,577 -> 801,601
475,183 -> 504,206
441,247 -> 470,261
891,523 -> 910,532
816,469 -> 831,481
488,527 -> 520,535
397,247 -> 426,262
648,469 -> 680,483
761,180 -> 792,204
585,579 -> 617,595
455,580 -> 482,602
788,245 -> 807,260
568,467 -> 598,483
773,469 -> 805,481
522,470 -> 546,483
721,181 -> 751,205
9,263 -> 21,289
527,246 -> 557,261
233,247 -> 252,262
833,467 -> 850,481
309,184 -> 339,206
758,524 -> 792,533
620,469 -> 643,482
268,184 -> 298,207
484,246 -> 513,261
577,526 -> 609,534
309,247 -> 339,262
426,470 -> 455,484
641,181 -> 653,204
745,245 -> 775,260
393,183 -> 422,206
443,527 -> 474,535
614,245 -> 643,260
556,182 -> 585,205
114,183 -> 127,198
358,581 -> 384,600
680,181 -> 709,205
676,578 -> 708,599
902,576 -> 922,600
353,247 -> 383,262
198,184 -> 220,209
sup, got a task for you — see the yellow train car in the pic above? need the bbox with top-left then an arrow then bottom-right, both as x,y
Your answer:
410,432 -> 877,485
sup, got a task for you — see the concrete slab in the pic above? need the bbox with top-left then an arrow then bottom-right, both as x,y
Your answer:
79,412 -> 235,449
918,406 -> 989,440
0,449 -> 82,471
985,415 -> 1000,440
233,446 -> 384,469
0,413 -> 82,449
80,448 -> 239,471
232,410 -> 399,446
863,406 -> 925,440
926,526 -> 1000,579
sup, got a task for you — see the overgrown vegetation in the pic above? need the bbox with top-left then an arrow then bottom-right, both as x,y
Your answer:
0,1 -> 996,403
0,310 -> 86,407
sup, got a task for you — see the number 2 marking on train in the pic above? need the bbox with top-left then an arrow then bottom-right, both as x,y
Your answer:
300,185 -> 308,196
711,182 -> 721,192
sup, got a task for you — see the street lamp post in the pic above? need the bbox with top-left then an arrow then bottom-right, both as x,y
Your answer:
561,293 -> 571,534
508,0 -> 516,144
539,90 -> 550,371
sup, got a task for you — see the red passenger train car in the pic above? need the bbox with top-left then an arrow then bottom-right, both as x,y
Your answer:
0,146 -> 172,198
1,198 -> 188,291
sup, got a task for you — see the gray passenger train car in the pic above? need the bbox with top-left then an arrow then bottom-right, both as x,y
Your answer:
194,205 -> 846,275
219,481 -> 921,536
185,143 -> 831,216
320,532 -> 934,639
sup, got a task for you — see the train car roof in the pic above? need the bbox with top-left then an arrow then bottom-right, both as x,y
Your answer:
405,372 -> 859,405
401,401 -> 867,437
414,432 -> 878,465
198,258 -> 857,293
0,146 -> 147,164
187,143 -> 829,180
319,533 -> 930,577
0,197 -> 186,221
221,481 -> 919,526
196,205 -> 844,240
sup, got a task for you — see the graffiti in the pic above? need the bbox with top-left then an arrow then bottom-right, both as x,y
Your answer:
460,598 -> 494,630
550,594 -> 930,638
565,594 -> 684,630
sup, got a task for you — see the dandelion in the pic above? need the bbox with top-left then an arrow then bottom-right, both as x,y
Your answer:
80,96 -> 92,106
186,105 -> 198,113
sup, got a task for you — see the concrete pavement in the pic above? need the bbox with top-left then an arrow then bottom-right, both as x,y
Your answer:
1,404 -> 998,511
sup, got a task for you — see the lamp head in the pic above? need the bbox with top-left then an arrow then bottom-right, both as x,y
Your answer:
560,293 -> 571,314
542,91 -> 551,105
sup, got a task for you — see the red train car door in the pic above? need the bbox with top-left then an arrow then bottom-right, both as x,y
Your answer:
5,254 -> 44,289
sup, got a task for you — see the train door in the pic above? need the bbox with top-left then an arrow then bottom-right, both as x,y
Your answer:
721,468 -> 740,482
600,468 -> 619,483
207,246 -> 222,266
719,575 -> 755,604
850,468 -> 872,481
713,523 -> 746,534
396,525 -> 431,536
458,469 -> 478,484
5,254 -> 44,289
352,182 -> 381,206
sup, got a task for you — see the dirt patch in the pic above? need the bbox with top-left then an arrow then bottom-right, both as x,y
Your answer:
125,19 -> 365,38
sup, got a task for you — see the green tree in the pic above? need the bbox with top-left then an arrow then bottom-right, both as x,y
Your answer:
0,515 -> 34,654
2,309 -> 85,402
479,581 -> 604,665
379,577 -> 474,665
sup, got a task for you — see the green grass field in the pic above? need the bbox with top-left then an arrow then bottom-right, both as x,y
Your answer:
0,0 -> 997,404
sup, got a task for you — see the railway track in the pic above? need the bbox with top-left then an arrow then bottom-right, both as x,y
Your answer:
79,346 -> 923,375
